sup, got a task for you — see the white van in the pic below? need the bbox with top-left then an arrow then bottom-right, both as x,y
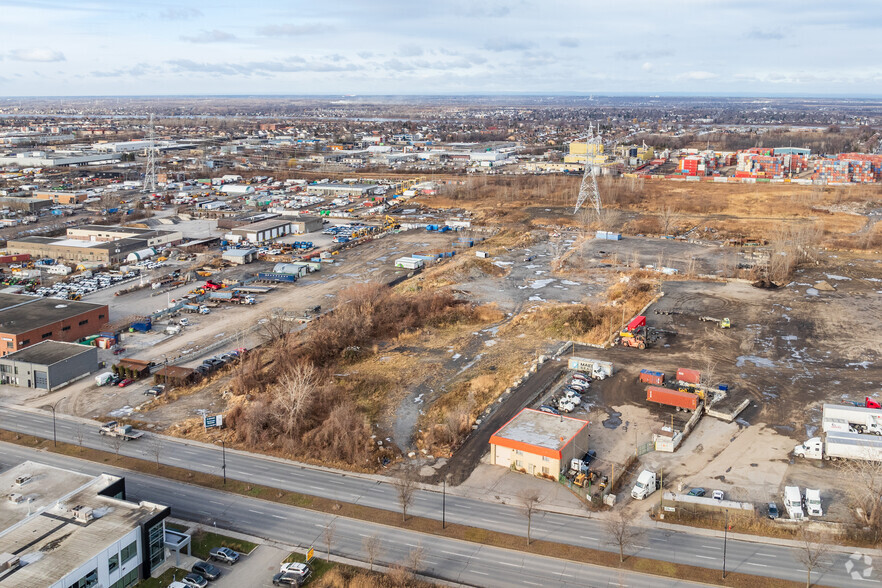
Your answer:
95,372 -> 113,386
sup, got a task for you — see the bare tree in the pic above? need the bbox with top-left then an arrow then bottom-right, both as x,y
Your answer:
659,204 -> 680,236
842,457 -> 882,541
406,543 -> 425,575
272,361 -> 320,436
256,310 -> 291,344
796,530 -> 830,588
74,424 -> 85,449
106,433 -> 124,456
322,521 -> 336,562
363,534 -> 383,572
148,435 -> 164,467
605,511 -> 639,563
518,490 -> 542,545
393,468 -> 417,522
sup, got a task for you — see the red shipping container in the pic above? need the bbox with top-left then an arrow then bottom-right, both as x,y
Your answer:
639,369 -> 665,385
646,386 -> 699,411
676,367 -> 701,384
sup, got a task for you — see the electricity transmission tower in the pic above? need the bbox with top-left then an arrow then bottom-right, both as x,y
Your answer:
573,125 -> 602,217
142,114 -> 157,193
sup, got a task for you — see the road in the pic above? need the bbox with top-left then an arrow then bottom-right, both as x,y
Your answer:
0,405 -> 872,587
0,442 -> 702,588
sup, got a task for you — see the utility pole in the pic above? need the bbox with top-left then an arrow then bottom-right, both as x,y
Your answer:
143,114 -> 157,193
50,397 -> 66,447
442,478 -> 446,529
722,509 -> 729,579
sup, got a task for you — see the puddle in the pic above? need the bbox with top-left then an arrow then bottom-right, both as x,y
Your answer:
602,409 -> 622,429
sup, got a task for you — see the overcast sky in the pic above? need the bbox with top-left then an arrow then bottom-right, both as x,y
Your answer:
1,0 -> 880,97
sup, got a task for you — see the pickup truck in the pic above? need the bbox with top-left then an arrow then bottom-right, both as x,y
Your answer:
98,421 -> 143,440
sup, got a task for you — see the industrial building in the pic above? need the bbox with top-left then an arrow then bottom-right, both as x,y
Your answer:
229,218 -> 293,243
0,340 -> 98,390
222,248 -> 258,264
0,152 -> 122,168
0,196 -> 54,213
0,294 -> 108,355
489,408 -> 589,477
290,215 -> 323,234
0,461 -> 170,588
306,183 -> 381,197
34,191 -> 90,205
66,225 -> 182,248
6,236 -> 152,264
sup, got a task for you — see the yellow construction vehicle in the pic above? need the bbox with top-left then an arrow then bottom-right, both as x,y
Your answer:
720,318 -> 731,329
156,256 -> 168,262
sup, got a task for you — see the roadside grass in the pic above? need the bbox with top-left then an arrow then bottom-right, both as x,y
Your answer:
137,567 -> 189,588
189,529 -> 257,560
0,431 -> 831,588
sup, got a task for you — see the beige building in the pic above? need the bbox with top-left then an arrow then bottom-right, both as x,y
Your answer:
66,225 -> 182,248
489,408 -> 589,478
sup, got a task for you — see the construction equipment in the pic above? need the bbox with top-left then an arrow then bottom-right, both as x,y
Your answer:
383,215 -> 400,230
700,315 -> 731,329
619,332 -> 646,349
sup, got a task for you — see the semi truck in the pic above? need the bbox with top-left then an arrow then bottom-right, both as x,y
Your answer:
567,357 -> 613,380
783,486 -> 804,520
805,488 -> 823,517
98,421 -> 143,440
631,469 -> 659,500
646,386 -> 699,412
793,431 -> 882,461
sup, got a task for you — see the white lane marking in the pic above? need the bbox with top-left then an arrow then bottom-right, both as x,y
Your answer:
168,457 -> 183,461
701,545 -> 722,550
523,581 -> 542,586
271,515 -> 286,520
746,562 -> 768,568
756,553 -> 776,558
441,550 -> 471,558
553,572 -> 573,577
270,478 -> 284,483
209,500 -> 224,505
458,505 -> 471,510
695,555 -> 716,560
632,545 -> 649,550
579,535 -> 596,540
248,509 -> 262,515
497,562 -> 519,567
472,571 -> 489,576
308,485 -> 325,491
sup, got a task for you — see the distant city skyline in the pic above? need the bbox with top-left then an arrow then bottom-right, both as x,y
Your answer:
1,1 -> 880,97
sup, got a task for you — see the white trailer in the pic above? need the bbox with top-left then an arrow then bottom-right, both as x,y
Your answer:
794,432 -> 882,461
822,404 -> 882,427
394,257 -> 424,270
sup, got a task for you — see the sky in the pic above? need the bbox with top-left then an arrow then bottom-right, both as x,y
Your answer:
1,0 -> 881,97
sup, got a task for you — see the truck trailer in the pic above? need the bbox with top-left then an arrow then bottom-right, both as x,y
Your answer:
822,404 -> 882,433
567,357 -> 613,380
646,386 -> 699,412
793,431 -> 882,461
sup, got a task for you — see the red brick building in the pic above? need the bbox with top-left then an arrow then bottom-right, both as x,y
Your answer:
0,294 -> 109,356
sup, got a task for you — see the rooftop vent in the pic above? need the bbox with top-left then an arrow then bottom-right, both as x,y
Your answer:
14,474 -> 31,486
71,505 -> 93,523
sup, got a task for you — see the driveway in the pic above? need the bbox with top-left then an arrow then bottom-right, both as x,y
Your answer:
211,544 -> 291,588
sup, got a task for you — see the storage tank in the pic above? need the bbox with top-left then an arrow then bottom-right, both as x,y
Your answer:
220,184 -> 255,195
126,248 -> 156,262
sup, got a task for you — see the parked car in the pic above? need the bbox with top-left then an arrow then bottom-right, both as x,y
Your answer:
144,385 -> 165,397
272,572 -> 303,586
113,347 -> 126,355
572,372 -> 590,383
582,449 -> 597,465
278,562 -> 312,582
712,490 -> 725,501
687,487 -> 706,497
768,502 -> 779,520
209,547 -> 239,564
538,405 -> 560,415
180,574 -> 208,588
118,378 -> 134,387
191,561 -> 221,581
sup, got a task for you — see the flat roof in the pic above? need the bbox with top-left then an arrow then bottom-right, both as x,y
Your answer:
232,218 -> 292,232
72,225 -> 152,235
0,295 -> 107,335
490,408 -> 588,458
0,461 -> 166,588
2,340 -> 95,365
8,236 -> 149,252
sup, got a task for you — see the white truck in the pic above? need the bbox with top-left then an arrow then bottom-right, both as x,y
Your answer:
98,421 -> 144,441
567,357 -> 613,380
805,488 -> 823,517
631,469 -> 658,500
822,418 -> 860,434
784,486 -> 804,520
794,432 -> 882,462
94,372 -> 114,386
822,404 -> 882,434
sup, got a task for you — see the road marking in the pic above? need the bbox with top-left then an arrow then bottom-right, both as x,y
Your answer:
755,553 -> 776,558
480,518 -> 495,523
497,562 -> 520,567
695,555 -> 716,560
314,524 -> 326,529
746,562 -> 768,568
458,505 -> 471,510
553,572 -> 573,577
406,543 -> 421,548
308,485 -> 325,491
270,477 -> 284,483
271,515 -> 286,520
168,457 -> 182,461
209,500 -> 224,505
472,571 -> 488,576
701,545 -> 722,550
441,550 -> 471,558
523,581 -> 541,586
580,536 -> 596,540
248,509 -> 263,515
632,545 -> 649,550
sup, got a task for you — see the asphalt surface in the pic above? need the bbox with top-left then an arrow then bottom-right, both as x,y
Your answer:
0,405 -> 875,587
0,442 -> 703,588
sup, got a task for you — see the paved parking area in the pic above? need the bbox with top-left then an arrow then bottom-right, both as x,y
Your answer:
211,544 -> 291,588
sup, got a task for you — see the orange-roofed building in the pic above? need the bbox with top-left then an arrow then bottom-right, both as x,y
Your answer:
489,408 -> 589,478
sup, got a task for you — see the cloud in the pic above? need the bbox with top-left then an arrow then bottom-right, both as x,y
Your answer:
559,37 -> 579,48
483,39 -> 533,52
160,7 -> 202,21
166,58 -> 360,76
91,63 -> 152,78
642,62 -> 653,72
10,48 -> 65,62
397,45 -> 424,58
257,23 -> 332,37
180,29 -> 238,44
677,70 -> 718,81
382,59 -> 416,72
745,28 -> 784,40
357,51 -> 373,59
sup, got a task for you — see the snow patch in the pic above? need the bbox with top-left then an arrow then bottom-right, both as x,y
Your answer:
528,295 -> 545,302
109,406 -> 135,418
492,261 -> 513,267
484,340 -> 498,347
561,280 -> 581,286
825,274 -> 851,281
529,278 -> 556,289
736,356 -> 776,368
846,361 -> 872,369
451,353 -> 461,360
805,288 -> 819,296
781,335 -> 798,341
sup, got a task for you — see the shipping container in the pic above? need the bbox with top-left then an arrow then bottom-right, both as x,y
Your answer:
676,367 -> 701,385
639,369 -> 665,385
646,386 -> 699,411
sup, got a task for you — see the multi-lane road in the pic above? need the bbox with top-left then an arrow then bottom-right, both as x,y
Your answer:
0,405 -> 873,587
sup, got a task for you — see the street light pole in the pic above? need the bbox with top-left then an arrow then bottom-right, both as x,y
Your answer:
722,509 -> 729,579
442,478 -> 446,529
50,397 -> 66,447
221,440 -> 226,485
